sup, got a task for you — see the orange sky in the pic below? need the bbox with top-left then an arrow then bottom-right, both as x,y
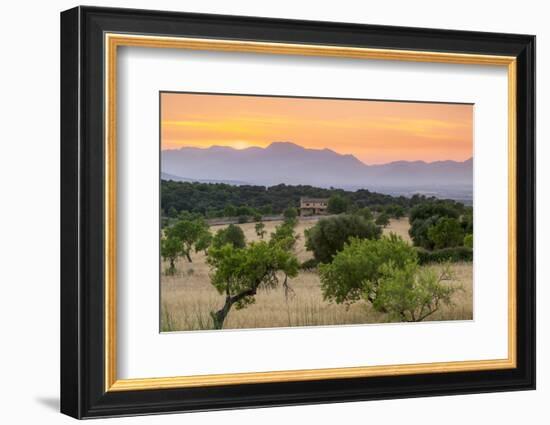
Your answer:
161,93 -> 472,165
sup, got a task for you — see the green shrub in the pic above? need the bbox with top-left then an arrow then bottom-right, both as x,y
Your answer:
415,246 -> 473,264
212,224 -> 246,249
370,261 -> 456,322
237,215 -> 249,224
305,214 -> 382,264
319,234 -> 417,305
283,206 -> 298,220
320,235 -> 459,321
427,217 -> 464,249
409,215 -> 439,249
408,201 -> 464,249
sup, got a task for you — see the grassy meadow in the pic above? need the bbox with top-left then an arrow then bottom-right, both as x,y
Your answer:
161,218 -> 473,332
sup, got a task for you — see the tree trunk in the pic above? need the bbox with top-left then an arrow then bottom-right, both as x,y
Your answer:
211,297 -> 232,330
210,287 -> 258,329
185,251 -> 192,262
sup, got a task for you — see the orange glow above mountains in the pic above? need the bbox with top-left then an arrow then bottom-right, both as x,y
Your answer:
161,92 -> 472,165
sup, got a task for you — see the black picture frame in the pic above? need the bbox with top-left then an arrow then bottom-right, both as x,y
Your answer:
61,5 -> 535,419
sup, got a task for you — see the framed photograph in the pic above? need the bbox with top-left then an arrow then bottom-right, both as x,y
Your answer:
60,6 -> 535,419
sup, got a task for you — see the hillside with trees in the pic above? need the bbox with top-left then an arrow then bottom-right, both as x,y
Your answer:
161,180 -> 465,219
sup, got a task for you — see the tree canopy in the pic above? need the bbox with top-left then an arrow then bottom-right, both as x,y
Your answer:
165,218 -> 209,262
319,234 -> 416,305
207,240 -> 299,329
305,214 -> 382,264
161,236 -> 183,274
161,180 -> 449,219
408,200 -> 467,250
319,235 -> 458,321
212,224 -> 246,249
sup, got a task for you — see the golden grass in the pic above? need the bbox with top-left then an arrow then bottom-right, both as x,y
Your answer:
160,218 -> 472,331
383,218 -> 412,242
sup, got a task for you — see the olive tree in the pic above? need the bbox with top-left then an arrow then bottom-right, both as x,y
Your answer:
161,236 -> 183,275
207,241 -> 299,329
166,218 -> 209,262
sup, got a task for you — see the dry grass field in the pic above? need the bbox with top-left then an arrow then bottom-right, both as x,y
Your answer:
160,218 -> 472,332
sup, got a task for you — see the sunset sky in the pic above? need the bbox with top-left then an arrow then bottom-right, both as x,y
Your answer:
161,93 -> 472,165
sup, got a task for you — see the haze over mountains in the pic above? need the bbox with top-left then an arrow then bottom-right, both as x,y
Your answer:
161,142 -> 472,201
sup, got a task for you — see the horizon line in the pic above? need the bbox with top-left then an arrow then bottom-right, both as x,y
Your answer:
160,141 -> 473,166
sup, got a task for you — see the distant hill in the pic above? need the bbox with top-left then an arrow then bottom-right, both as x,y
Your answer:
161,142 -> 472,190
160,172 -> 249,186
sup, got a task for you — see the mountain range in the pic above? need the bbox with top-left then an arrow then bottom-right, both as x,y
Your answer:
161,142 -> 472,191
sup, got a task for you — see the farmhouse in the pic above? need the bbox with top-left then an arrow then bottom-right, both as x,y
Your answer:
300,197 -> 329,216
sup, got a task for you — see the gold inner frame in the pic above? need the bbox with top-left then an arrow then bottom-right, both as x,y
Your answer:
104,33 -> 517,392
